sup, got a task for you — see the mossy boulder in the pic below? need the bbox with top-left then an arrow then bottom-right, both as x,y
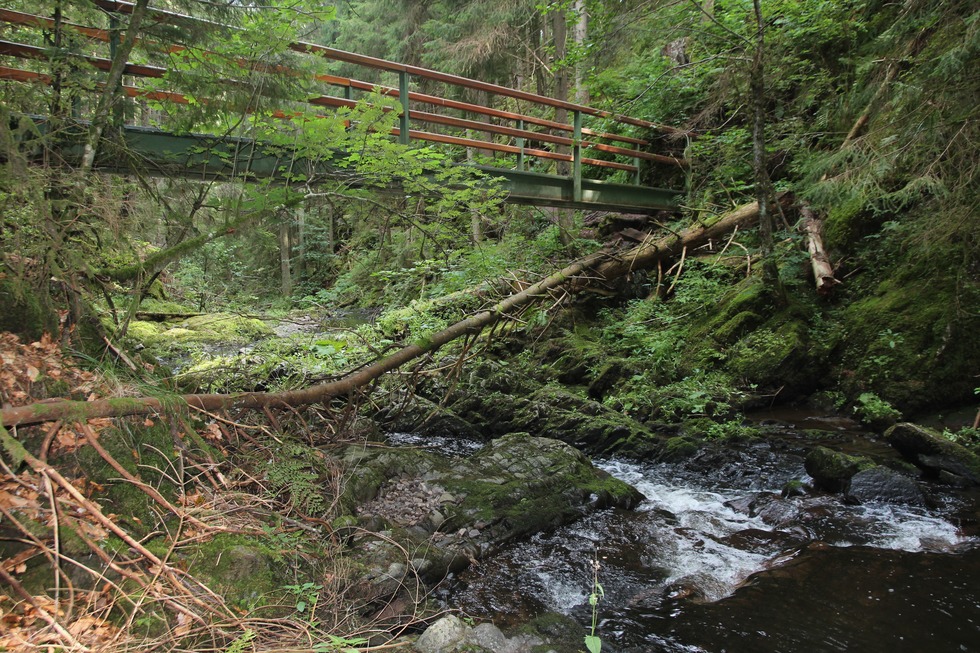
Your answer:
835,276 -> 980,412
512,385 -> 665,456
163,313 -> 273,343
885,422 -> 980,486
339,433 -> 644,581
0,278 -> 58,341
183,534 -> 282,611
804,445 -> 876,493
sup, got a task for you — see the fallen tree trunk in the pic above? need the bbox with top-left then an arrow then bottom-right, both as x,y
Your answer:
580,195 -> 790,287
801,206 -> 840,295
1,251 -> 608,429
1,199 -> 773,429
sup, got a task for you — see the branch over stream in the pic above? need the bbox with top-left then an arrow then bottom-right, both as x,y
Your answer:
1,200 -> 773,429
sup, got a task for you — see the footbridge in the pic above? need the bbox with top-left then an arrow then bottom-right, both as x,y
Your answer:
0,1 -> 687,213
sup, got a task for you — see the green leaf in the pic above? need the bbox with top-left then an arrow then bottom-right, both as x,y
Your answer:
585,634 -> 602,653
0,425 -> 27,468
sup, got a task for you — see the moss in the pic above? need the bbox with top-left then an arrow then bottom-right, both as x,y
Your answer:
662,436 -> 700,460
174,313 -> 273,342
726,322 -> 807,385
183,533 -> 286,610
126,320 -> 167,343
836,275 -> 980,411
804,445 -> 876,492
713,310 -> 764,344
0,277 -> 59,341
68,420 -> 181,537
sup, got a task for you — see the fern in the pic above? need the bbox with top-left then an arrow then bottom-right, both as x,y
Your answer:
224,629 -> 255,653
263,441 -> 330,517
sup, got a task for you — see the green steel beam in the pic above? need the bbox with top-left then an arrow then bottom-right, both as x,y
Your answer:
12,118 -> 681,213
476,166 -> 680,213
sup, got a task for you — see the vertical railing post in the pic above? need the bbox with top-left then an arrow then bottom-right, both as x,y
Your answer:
572,110 -> 582,203
634,156 -> 641,185
344,84 -> 353,101
516,119 -> 525,171
398,70 -> 410,145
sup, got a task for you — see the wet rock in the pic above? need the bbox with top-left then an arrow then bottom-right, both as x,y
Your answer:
804,445 -> 875,492
885,422 -> 980,485
467,623 -> 509,651
340,432 -> 644,590
845,466 -> 925,506
781,479 -> 809,498
415,615 -> 467,653
724,493 -> 799,527
720,527 -> 807,554
413,616 -> 546,653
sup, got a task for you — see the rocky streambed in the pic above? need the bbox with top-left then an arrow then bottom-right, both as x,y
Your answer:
360,410 -> 980,653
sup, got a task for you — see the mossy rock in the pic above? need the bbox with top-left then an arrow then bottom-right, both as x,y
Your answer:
0,278 -> 59,341
513,385 -> 664,456
339,433 -> 643,577
587,358 -> 637,400
183,534 -> 285,611
167,313 -> 273,342
442,433 -> 644,545
804,445 -> 876,493
885,422 -> 980,485
836,276 -> 980,412
125,320 -> 168,342
662,436 -> 700,461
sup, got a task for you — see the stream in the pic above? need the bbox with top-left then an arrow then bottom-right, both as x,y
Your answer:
440,414 -> 980,652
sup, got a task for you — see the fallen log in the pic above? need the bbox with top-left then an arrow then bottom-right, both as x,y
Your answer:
1,199 -> 773,430
581,195 -> 790,287
801,206 -> 840,295
1,251 -> 608,429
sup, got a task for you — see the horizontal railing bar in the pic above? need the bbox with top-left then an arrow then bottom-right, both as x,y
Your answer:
392,129 -> 639,172
89,0 -> 684,135
0,8 -> 654,149
0,63 -> 638,174
0,39 -> 686,169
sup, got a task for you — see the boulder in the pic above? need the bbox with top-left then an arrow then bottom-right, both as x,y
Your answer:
804,446 -> 875,492
341,432 -> 644,585
415,615 -> 467,653
845,466 -> 925,506
885,422 -> 980,485
414,616 -> 546,653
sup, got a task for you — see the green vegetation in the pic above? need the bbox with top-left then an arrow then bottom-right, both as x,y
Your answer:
2,0 -> 979,650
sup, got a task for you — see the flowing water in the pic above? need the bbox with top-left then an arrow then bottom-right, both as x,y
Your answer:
445,417 -> 980,652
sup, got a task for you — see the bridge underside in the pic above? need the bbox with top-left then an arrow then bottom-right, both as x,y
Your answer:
16,121 -> 682,214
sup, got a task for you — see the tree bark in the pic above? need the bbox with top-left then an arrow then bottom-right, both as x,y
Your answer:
80,0 -> 151,174
279,219 -> 293,296
801,206 -> 839,295
573,0 -> 589,105
550,7 -> 575,250
749,0 -> 783,302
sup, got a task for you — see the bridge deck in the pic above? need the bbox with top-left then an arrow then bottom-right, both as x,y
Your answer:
0,1 -> 685,213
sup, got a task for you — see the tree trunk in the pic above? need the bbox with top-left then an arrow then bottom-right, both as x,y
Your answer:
279,219 -> 293,296
1,200 -> 774,429
80,0 -> 150,173
749,0 -> 782,301
573,0 -> 589,105
550,8 -> 575,249
801,206 -> 840,295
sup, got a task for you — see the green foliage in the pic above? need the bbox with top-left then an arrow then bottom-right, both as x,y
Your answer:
224,629 -> 256,653
853,392 -> 902,425
261,439 -> 335,517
